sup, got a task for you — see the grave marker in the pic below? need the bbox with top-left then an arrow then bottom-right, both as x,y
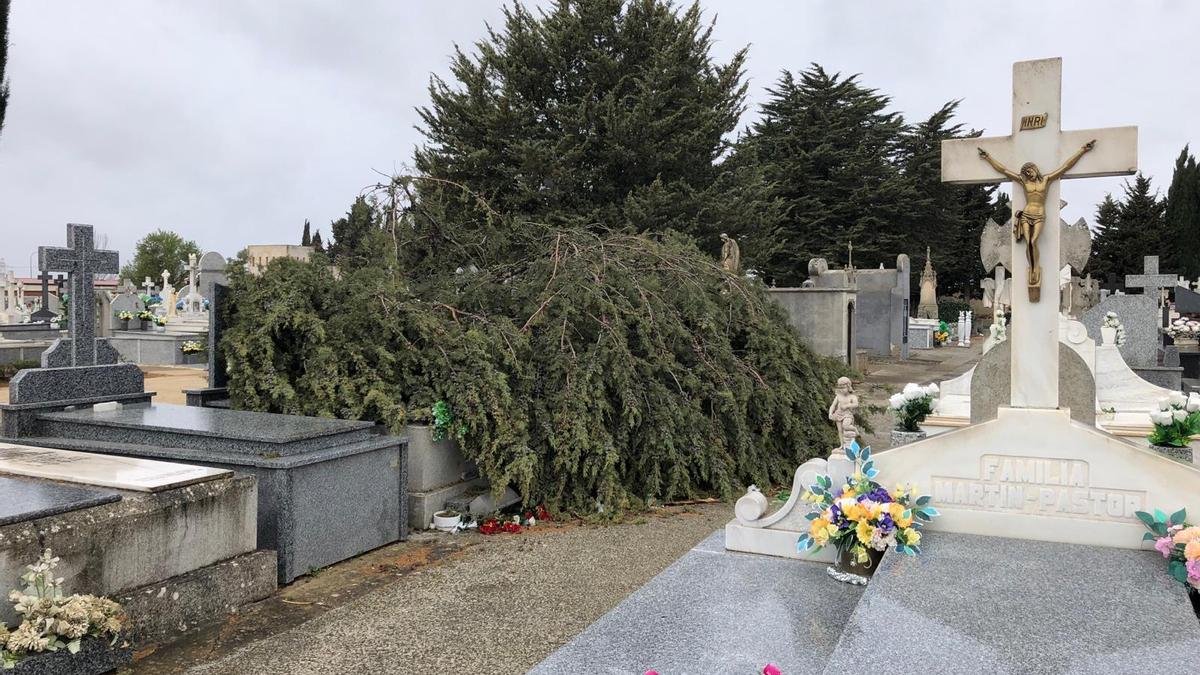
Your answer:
39,224 -> 119,367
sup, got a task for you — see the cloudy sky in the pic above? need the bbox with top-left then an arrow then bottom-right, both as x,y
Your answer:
1,1 -> 1197,276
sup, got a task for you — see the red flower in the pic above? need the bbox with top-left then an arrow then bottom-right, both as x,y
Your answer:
479,518 -> 502,535
535,504 -> 552,521
502,521 -> 522,533
763,665 -> 782,675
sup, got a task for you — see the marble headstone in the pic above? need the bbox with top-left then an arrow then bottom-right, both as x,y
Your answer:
0,475 -> 121,526
0,442 -> 230,492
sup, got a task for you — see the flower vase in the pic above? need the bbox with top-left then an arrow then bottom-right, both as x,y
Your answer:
140,320 -> 152,331
828,545 -> 886,585
890,429 -> 926,447
1100,325 -> 1117,346
118,318 -> 129,331
1175,337 -> 1200,351
1149,443 -> 1193,463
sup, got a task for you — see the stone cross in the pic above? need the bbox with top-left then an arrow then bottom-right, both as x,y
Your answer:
31,270 -> 56,322
143,276 -> 155,296
942,58 -> 1136,409
1125,256 -> 1175,306
39,224 -> 119,366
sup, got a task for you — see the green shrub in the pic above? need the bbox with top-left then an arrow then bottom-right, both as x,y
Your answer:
937,298 -> 971,325
0,360 -> 39,382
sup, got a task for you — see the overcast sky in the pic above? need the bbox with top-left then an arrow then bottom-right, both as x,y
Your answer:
1,1 -> 1197,277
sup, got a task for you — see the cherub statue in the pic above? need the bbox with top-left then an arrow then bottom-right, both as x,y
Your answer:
828,376 -> 860,448
719,233 -> 741,275
977,139 -> 1096,301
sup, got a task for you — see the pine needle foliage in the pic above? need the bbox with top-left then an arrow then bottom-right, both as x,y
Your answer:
223,201 -> 846,510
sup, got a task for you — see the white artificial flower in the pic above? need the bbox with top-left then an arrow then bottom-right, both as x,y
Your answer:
1169,391 -> 1188,408
1158,398 -> 1171,412
924,383 -> 940,396
929,398 -> 940,411
889,393 -> 906,409
1149,411 -> 1167,426
1188,393 -> 1200,413
902,383 -> 923,400
1173,409 -> 1188,423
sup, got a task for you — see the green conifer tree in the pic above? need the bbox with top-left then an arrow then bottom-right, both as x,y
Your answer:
327,196 -> 378,265
1165,146 -> 1200,278
0,0 -> 11,139
733,66 -> 917,286
301,219 -> 312,247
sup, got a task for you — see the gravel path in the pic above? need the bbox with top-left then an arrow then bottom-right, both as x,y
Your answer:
169,505 -> 730,675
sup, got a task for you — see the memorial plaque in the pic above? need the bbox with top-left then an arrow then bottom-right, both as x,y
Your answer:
0,475 -> 121,526
0,442 -> 230,492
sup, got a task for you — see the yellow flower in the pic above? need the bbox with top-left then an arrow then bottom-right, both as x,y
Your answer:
888,502 -> 913,528
801,490 -> 815,503
1186,540 -> 1200,561
1173,526 -> 1200,545
903,527 -> 921,546
810,518 -> 837,546
856,519 -> 876,544
845,502 -> 871,522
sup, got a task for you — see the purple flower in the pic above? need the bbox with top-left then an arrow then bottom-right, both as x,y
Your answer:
865,484 -> 893,504
1187,558 -> 1200,585
1154,536 -> 1174,558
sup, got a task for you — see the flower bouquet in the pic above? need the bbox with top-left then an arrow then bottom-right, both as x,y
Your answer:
797,442 -> 938,584
180,340 -> 205,355
0,549 -> 128,672
136,310 -> 155,331
889,383 -> 938,445
116,311 -> 134,330
1147,392 -> 1200,461
1136,507 -> 1199,595
1167,316 -> 1200,347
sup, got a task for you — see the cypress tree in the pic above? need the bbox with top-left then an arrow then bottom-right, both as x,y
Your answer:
734,65 -> 917,286
1090,194 -> 1121,284
0,0 -> 10,139
1165,146 -> 1200,279
327,196 -> 378,265
412,0 -> 773,271
896,101 -> 997,299
301,219 -> 312,247
310,229 -> 324,253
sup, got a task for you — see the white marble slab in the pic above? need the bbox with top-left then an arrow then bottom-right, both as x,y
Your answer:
0,442 -> 230,492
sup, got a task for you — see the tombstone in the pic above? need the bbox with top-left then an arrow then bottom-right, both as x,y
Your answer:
1083,293 -> 1161,369
142,276 -> 155,297
95,289 -> 114,338
873,57 -> 1199,548
7,224 -> 143,409
916,247 -> 938,319
111,279 -> 145,324
198,251 -> 228,299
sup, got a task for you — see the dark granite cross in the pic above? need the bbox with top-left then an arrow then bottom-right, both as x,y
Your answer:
31,270 -> 57,322
39,224 -> 119,366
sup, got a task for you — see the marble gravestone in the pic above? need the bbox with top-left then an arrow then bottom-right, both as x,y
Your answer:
0,442 -> 230,492
1082,293 -> 1160,368
874,58 -> 1200,549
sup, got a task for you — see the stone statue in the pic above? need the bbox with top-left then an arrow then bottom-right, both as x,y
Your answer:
719,233 -> 740,275
916,247 -> 938,319
977,139 -> 1096,302
828,376 -> 860,448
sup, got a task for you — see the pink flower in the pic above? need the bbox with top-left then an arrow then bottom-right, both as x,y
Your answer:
1187,558 -> 1200,585
644,671 -> 659,675
763,665 -> 782,675
1154,536 -> 1174,558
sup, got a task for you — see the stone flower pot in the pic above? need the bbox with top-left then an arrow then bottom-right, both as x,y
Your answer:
891,429 -> 927,447
10,636 -> 131,675
432,509 -> 463,532
1150,444 -> 1193,463
828,545 -> 886,585
139,320 -> 152,331
118,318 -> 130,330
1100,325 -> 1117,346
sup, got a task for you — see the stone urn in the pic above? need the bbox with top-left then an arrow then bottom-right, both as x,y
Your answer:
1149,444 -> 1194,463
891,429 -> 927,447
1101,325 -> 1117,346
828,545 -> 886,585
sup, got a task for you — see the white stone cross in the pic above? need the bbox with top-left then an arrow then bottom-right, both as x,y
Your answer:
143,276 -> 154,295
942,58 -> 1136,409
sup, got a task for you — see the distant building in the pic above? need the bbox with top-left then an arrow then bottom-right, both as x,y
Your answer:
245,245 -> 313,275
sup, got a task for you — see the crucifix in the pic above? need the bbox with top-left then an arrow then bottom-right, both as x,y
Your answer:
942,58 -> 1136,409
39,224 -> 120,366
143,276 -> 155,296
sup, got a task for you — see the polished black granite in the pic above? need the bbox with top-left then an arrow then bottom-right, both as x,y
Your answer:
40,403 -> 375,443
0,475 -> 121,526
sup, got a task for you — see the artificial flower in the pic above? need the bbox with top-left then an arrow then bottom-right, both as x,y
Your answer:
888,393 -> 905,409
902,527 -> 921,546
1154,536 -> 1175,558
1188,558 -> 1200,585
924,383 -> 939,396
855,519 -> 876,545
1186,540 -> 1200,561
763,664 -> 782,675
902,383 -> 923,400
1173,526 -> 1200,546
